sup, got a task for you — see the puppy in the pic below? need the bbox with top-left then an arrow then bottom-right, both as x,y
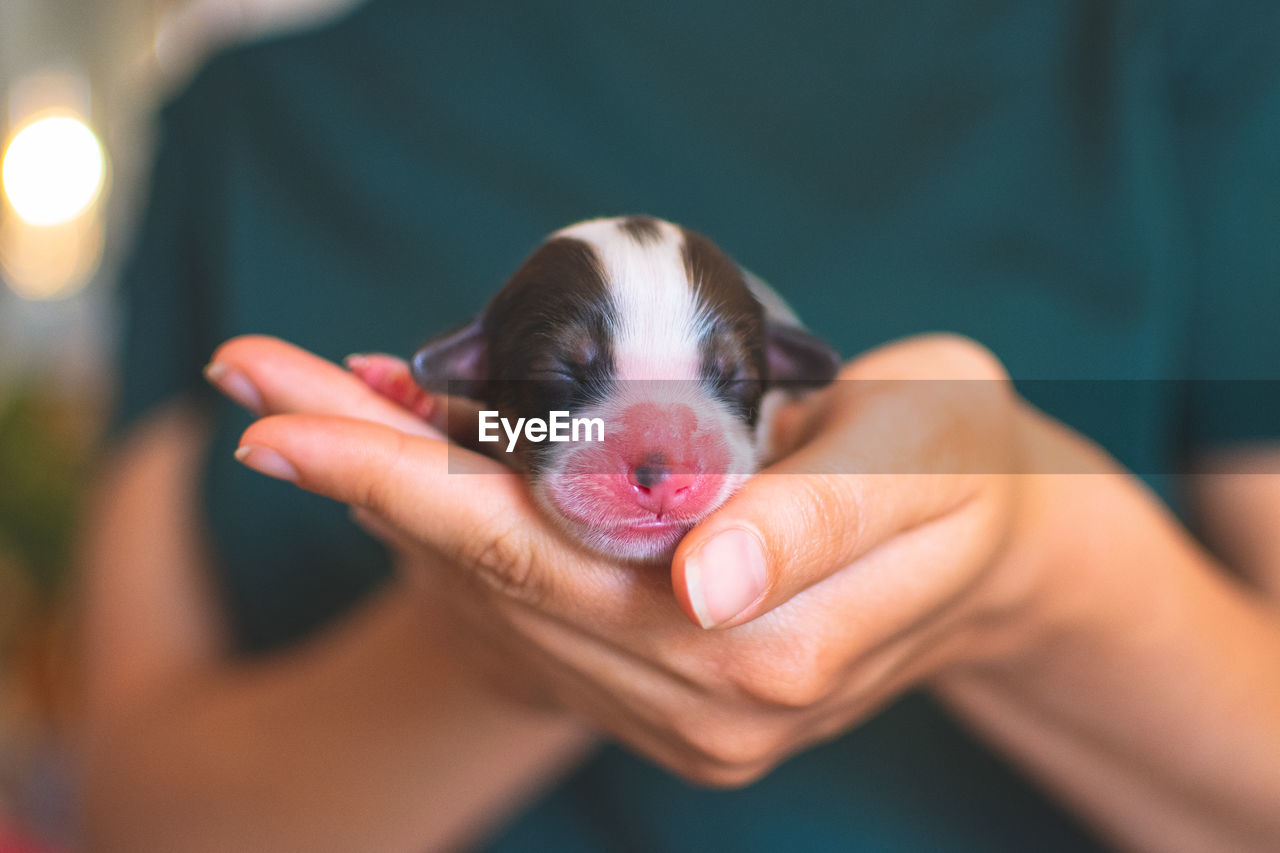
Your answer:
353,216 -> 839,562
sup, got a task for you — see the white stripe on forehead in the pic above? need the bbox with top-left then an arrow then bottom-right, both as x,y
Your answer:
553,218 -> 709,381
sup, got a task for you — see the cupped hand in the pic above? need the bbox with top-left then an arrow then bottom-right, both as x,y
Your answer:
207,333 -> 1086,786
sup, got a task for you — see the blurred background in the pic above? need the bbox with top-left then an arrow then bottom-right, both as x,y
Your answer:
0,1 -> 361,847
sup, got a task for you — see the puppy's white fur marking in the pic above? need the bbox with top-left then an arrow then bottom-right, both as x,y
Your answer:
555,219 -> 712,383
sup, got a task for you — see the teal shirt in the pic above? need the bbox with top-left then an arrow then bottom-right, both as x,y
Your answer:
114,1 -> 1280,848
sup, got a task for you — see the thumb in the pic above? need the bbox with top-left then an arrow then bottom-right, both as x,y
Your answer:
671,413 -> 988,631
672,335 -> 1014,629
671,469 -> 868,631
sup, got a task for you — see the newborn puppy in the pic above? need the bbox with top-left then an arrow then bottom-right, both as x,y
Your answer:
355,216 -> 839,562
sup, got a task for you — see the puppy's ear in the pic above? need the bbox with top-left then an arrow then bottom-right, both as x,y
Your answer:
411,317 -> 488,399
765,321 -> 841,388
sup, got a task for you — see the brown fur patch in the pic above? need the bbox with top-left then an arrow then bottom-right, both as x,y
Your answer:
617,215 -> 664,245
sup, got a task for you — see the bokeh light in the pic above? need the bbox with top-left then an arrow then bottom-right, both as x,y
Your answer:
2,115 -> 106,227
0,215 -> 105,300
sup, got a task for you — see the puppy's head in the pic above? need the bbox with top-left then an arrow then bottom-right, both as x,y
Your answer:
413,216 -> 838,562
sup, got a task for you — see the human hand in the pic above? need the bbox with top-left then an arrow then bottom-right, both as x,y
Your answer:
209,333 -> 1089,786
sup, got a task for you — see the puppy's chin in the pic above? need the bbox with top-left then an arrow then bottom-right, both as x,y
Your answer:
530,474 -> 749,565
563,517 -> 694,564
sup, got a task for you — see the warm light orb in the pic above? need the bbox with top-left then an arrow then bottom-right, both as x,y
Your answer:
2,115 -> 106,227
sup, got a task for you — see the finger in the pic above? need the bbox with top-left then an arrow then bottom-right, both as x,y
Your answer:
672,336 -> 1016,629
234,413 -> 601,607
205,335 -> 441,437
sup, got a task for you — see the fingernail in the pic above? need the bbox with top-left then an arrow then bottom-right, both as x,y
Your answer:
204,362 -> 264,413
343,353 -> 369,370
685,528 -> 768,629
234,445 -> 298,482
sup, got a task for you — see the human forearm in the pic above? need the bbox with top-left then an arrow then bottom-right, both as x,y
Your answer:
83,584 -> 594,853
936,422 -> 1280,852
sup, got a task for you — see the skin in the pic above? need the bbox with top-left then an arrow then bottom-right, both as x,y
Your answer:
77,333 -> 1280,852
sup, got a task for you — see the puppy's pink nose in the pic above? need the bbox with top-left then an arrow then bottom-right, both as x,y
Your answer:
629,459 -> 695,517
